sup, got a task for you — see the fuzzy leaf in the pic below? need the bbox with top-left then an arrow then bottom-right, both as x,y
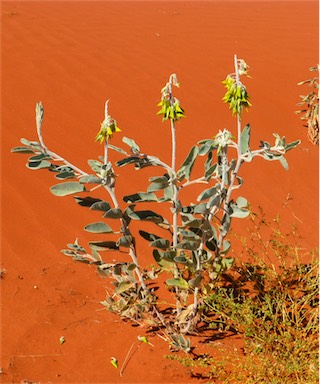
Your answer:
117,236 -> 132,247
79,175 -> 102,184
178,145 -> 199,180
108,144 -> 127,155
122,137 -> 140,153
240,124 -> 251,154
123,192 -> 158,203
89,241 -> 119,251
188,275 -> 202,288
103,208 -> 123,219
139,230 -> 161,242
74,196 -> 102,207
166,278 -> 189,290
27,160 -> 52,170
50,182 -> 85,196
11,146 -> 34,154
176,240 -> 200,250
84,222 -> 113,233
150,238 -> 170,249
116,281 -> 135,294
197,186 -> 218,202
90,201 -> 111,212
55,171 -> 75,180
279,156 -> 289,170
116,156 -> 140,167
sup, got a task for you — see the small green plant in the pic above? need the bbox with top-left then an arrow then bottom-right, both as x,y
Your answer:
12,55 -> 300,349
120,335 -> 154,377
296,65 -> 319,145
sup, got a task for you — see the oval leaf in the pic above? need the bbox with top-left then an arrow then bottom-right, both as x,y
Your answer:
50,182 -> 85,197
166,278 -> 189,290
84,222 -> 113,233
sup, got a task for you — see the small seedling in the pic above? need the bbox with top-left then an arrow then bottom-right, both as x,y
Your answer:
110,356 -> 118,369
120,336 -> 154,377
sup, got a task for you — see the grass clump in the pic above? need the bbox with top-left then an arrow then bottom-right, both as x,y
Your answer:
166,211 -> 319,383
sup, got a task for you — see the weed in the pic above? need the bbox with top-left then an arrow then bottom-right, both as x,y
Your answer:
166,212 -> 319,382
296,65 -> 319,145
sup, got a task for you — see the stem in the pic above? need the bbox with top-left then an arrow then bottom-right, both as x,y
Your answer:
217,54 -> 243,252
104,140 -> 109,164
44,149 -> 88,177
104,184 -> 149,293
171,120 -> 176,172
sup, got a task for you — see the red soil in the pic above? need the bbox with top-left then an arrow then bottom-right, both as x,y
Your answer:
1,1 -> 318,383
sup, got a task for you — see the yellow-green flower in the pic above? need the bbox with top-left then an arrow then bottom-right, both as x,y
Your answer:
222,75 -> 251,116
95,118 -> 121,143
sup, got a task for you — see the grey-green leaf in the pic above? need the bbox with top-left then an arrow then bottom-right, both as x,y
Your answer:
50,182 -> 85,197
178,145 -> 199,180
240,124 -> 251,154
150,238 -> 170,249
27,160 -> 51,170
123,192 -> 158,203
166,278 -> 189,290
103,208 -> 123,219
84,222 -> 113,233
122,137 -> 140,154
11,146 -> 34,154
197,186 -> 218,202
117,236 -> 132,248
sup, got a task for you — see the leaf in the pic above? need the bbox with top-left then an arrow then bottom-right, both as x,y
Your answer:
285,140 -> 301,152
89,241 -> 119,251
230,206 -> 250,219
110,357 -> 118,369
127,208 -> 167,224
240,124 -> 251,154
28,154 -> 51,162
221,257 -> 234,269
139,230 -> 161,242
79,175 -> 102,184
116,281 -> 135,294
116,156 -> 140,167
221,240 -> 231,255
176,240 -> 200,251
205,163 -> 217,181
122,137 -> 140,153
147,181 -> 169,193
103,208 -> 123,219
279,156 -> 289,170
197,186 -> 218,202
88,159 -> 103,173
178,145 -> 199,180
84,222 -> 113,233
27,160 -> 52,170
153,249 -> 175,271
236,196 -> 248,209
90,201 -> 111,212
188,275 -> 202,288
166,278 -> 189,290
74,196 -> 102,207
108,144 -> 127,155
50,182 -> 85,196
117,236 -> 132,247
11,146 -> 34,154
123,192 -> 158,203
150,238 -> 170,249
55,171 -> 75,180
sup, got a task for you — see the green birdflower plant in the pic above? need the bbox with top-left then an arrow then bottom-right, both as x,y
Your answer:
12,55 -> 300,351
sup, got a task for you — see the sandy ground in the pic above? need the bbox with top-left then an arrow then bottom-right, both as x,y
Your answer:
1,1 -> 318,383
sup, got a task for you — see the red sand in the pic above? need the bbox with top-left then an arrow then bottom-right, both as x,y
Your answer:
1,1 -> 318,383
